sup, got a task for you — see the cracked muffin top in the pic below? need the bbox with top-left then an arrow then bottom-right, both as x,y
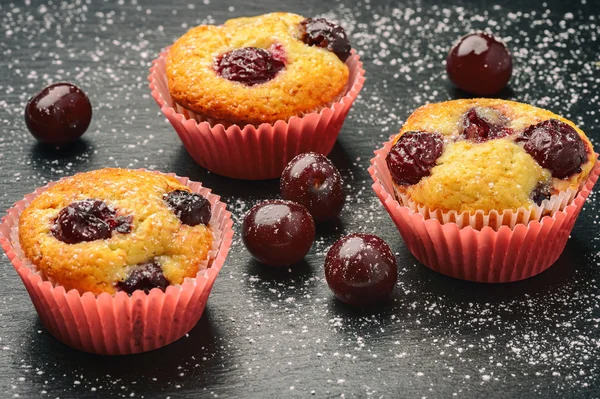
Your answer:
166,12 -> 351,125
18,168 -> 213,295
385,99 -> 596,213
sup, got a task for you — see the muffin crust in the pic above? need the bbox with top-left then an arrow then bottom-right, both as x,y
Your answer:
18,169 -> 213,295
166,12 -> 350,125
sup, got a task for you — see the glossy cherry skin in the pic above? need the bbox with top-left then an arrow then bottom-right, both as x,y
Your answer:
446,32 -> 512,95
518,119 -> 588,178
280,153 -> 344,222
115,260 -> 169,295
25,82 -> 92,145
300,18 -> 351,62
242,200 -> 315,266
52,199 -> 132,244
215,47 -> 285,86
325,233 -> 397,305
163,190 -> 211,226
386,131 -> 444,186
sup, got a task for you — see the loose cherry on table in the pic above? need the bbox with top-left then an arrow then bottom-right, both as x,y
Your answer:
242,200 -> 315,267
25,82 -> 92,145
280,152 -> 345,222
446,32 -> 512,96
325,233 -> 397,306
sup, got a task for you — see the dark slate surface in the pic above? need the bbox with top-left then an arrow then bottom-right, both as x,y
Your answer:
1,0 -> 599,397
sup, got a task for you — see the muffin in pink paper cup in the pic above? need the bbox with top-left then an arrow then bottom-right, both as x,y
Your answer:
369,99 -> 599,283
0,168 -> 233,355
148,12 -> 365,180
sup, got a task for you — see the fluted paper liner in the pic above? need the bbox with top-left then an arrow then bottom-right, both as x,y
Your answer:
393,185 -> 579,231
369,136 -> 600,283
148,47 -> 366,180
0,170 -> 234,354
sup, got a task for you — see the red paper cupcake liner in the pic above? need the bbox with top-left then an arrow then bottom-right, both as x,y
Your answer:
148,47 -> 366,180
369,137 -> 600,283
0,170 -> 234,355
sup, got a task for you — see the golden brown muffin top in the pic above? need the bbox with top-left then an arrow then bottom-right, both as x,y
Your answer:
19,168 -> 213,295
166,12 -> 350,125
387,99 -> 596,213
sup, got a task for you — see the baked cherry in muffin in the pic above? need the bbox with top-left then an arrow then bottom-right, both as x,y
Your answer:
18,169 -> 213,295
385,99 -> 596,213
166,12 -> 351,126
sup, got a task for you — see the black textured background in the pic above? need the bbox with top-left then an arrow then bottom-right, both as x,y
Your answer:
1,0 -> 600,398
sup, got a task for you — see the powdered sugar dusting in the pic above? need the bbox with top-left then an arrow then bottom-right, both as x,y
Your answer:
1,0 -> 599,398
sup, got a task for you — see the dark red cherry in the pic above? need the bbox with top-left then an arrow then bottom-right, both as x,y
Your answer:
300,18 -> 351,62
115,260 -> 169,295
280,153 -> 344,222
242,200 -> 315,266
517,119 -> 587,178
386,131 -> 444,186
25,82 -> 92,145
530,181 -> 552,206
215,47 -> 285,86
52,199 -> 132,244
164,190 -> 211,226
446,32 -> 512,95
324,233 -> 397,305
461,107 -> 513,142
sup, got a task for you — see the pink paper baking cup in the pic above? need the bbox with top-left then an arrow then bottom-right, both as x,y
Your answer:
369,137 -> 600,283
0,170 -> 234,355
148,47 -> 366,180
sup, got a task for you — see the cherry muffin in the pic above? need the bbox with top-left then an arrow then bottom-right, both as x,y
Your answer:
18,168 -> 214,295
166,12 -> 350,125
370,99 -> 599,283
149,12 -> 365,180
386,99 -> 596,218
2,168 -> 232,354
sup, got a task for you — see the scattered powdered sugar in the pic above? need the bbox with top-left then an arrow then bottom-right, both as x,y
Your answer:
0,0 -> 599,398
